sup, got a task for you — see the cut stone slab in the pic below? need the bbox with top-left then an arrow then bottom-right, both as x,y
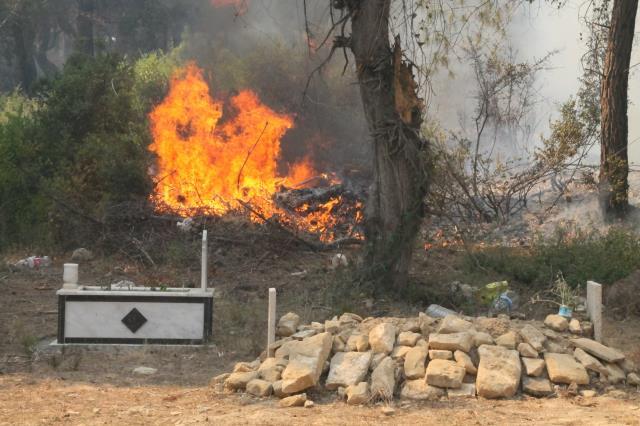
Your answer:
573,348 -> 608,376
429,350 -> 453,360
291,329 -> 317,340
346,382 -> 369,405
324,319 -> 341,334
570,338 -> 625,363
495,331 -> 518,350
447,383 -> 476,399
472,331 -> 494,347
428,332 -> 473,353
246,379 -> 273,397
544,353 -> 589,385
369,323 -> 397,354
603,362 -> 626,384
277,312 -> 300,337
370,356 -> 396,399
438,315 -> 474,334
544,314 -> 569,332
454,350 -> 477,375
521,358 -> 545,377
400,379 -> 446,400
279,393 -> 307,408
397,331 -> 421,347
281,332 -> 332,393
517,343 -> 539,358
519,324 -> 546,352
404,346 -> 428,379
476,344 -> 521,399
225,371 -> 260,390
522,377 -> 553,397
425,359 -> 465,389
325,351 -> 372,390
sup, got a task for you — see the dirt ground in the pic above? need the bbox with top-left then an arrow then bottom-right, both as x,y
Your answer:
2,249 -> 640,425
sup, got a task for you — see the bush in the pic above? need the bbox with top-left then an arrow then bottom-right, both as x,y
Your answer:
466,226 -> 640,288
0,51 -> 180,251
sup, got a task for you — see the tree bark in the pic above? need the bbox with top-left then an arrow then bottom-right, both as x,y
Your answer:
11,17 -> 37,92
599,0 -> 638,219
345,0 -> 428,289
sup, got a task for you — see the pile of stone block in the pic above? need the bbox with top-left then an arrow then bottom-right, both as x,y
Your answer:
211,311 -> 639,406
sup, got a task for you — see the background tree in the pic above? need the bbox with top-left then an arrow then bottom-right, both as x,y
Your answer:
598,0 -> 638,219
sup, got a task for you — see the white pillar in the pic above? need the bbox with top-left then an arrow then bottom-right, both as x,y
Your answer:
267,288 -> 276,356
201,230 -> 208,291
62,263 -> 79,289
586,281 -> 603,342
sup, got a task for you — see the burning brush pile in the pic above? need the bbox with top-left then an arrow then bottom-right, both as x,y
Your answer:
148,63 -> 364,244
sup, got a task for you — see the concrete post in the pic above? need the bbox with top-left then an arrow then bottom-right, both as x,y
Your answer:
268,288 -> 276,356
201,230 -> 208,291
586,281 -> 603,342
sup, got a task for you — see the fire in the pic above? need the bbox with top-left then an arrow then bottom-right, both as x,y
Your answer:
149,63 -> 363,242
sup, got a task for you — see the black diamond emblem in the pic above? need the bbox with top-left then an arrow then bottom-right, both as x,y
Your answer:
122,308 -> 147,333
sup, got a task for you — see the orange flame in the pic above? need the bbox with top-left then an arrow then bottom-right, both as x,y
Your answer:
149,63 -> 363,242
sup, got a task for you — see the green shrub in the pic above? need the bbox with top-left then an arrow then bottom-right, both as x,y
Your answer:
466,226 -> 640,288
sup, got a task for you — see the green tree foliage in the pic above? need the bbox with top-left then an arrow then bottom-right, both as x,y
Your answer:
0,51 -> 179,251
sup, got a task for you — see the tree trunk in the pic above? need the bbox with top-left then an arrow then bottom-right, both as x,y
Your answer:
599,0 -> 638,219
346,0 -> 428,289
11,18 -> 37,92
77,0 -> 95,56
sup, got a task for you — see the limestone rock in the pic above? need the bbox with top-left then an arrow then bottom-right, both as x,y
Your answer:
233,360 -> 260,372
521,358 -> 545,377
603,362 -> 626,384
569,319 -> 582,334
370,353 -> 386,371
522,377 -> 553,397
279,393 -> 307,408
347,334 -> 369,352
324,319 -> 341,334
472,332 -> 494,347
476,344 -> 521,399
425,359 -> 465,388
419,312 -> 437,335
277,312 -> 300,337
447,383 -> 476,399
246,379 -> 273,397
258,358 -> 283,382
304,400 -> 314,408
400,379 -> 445,400
544,353 -> 589,385
570,338 -> 625,363
454,350 -> 477,375
415,339 -> 429,350
272,380 -> 286,398
619,358 -> 638,374
438,315 -> 474,334
370,356 -> 397,399
291,329 -> 316,340
544,314 -> 569,332
495,331 -> 518,350
210,373 -> 230,386
627,372 -> 640,386
332,335 -> 346,353
404,346 -> 428,379
281,332 -> 332,393
133,366 -> 157,376
580,389 -> 597,398
71,247 -> 93,261
400,318 -> 421,333
517,343 -> 539,358
519,324 -> 546,352
390,345 -> 412,359
369,323 -> 397,354
429,350 -> 453,360
224,371 -> 260,390
325,351 -> 372,390
397,331 -> 421,347
381,407 -> 395,416
428,332 -> 473,353
573,348 -> 608,376
339,312 -> 363,324
346,382 -> 369,405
